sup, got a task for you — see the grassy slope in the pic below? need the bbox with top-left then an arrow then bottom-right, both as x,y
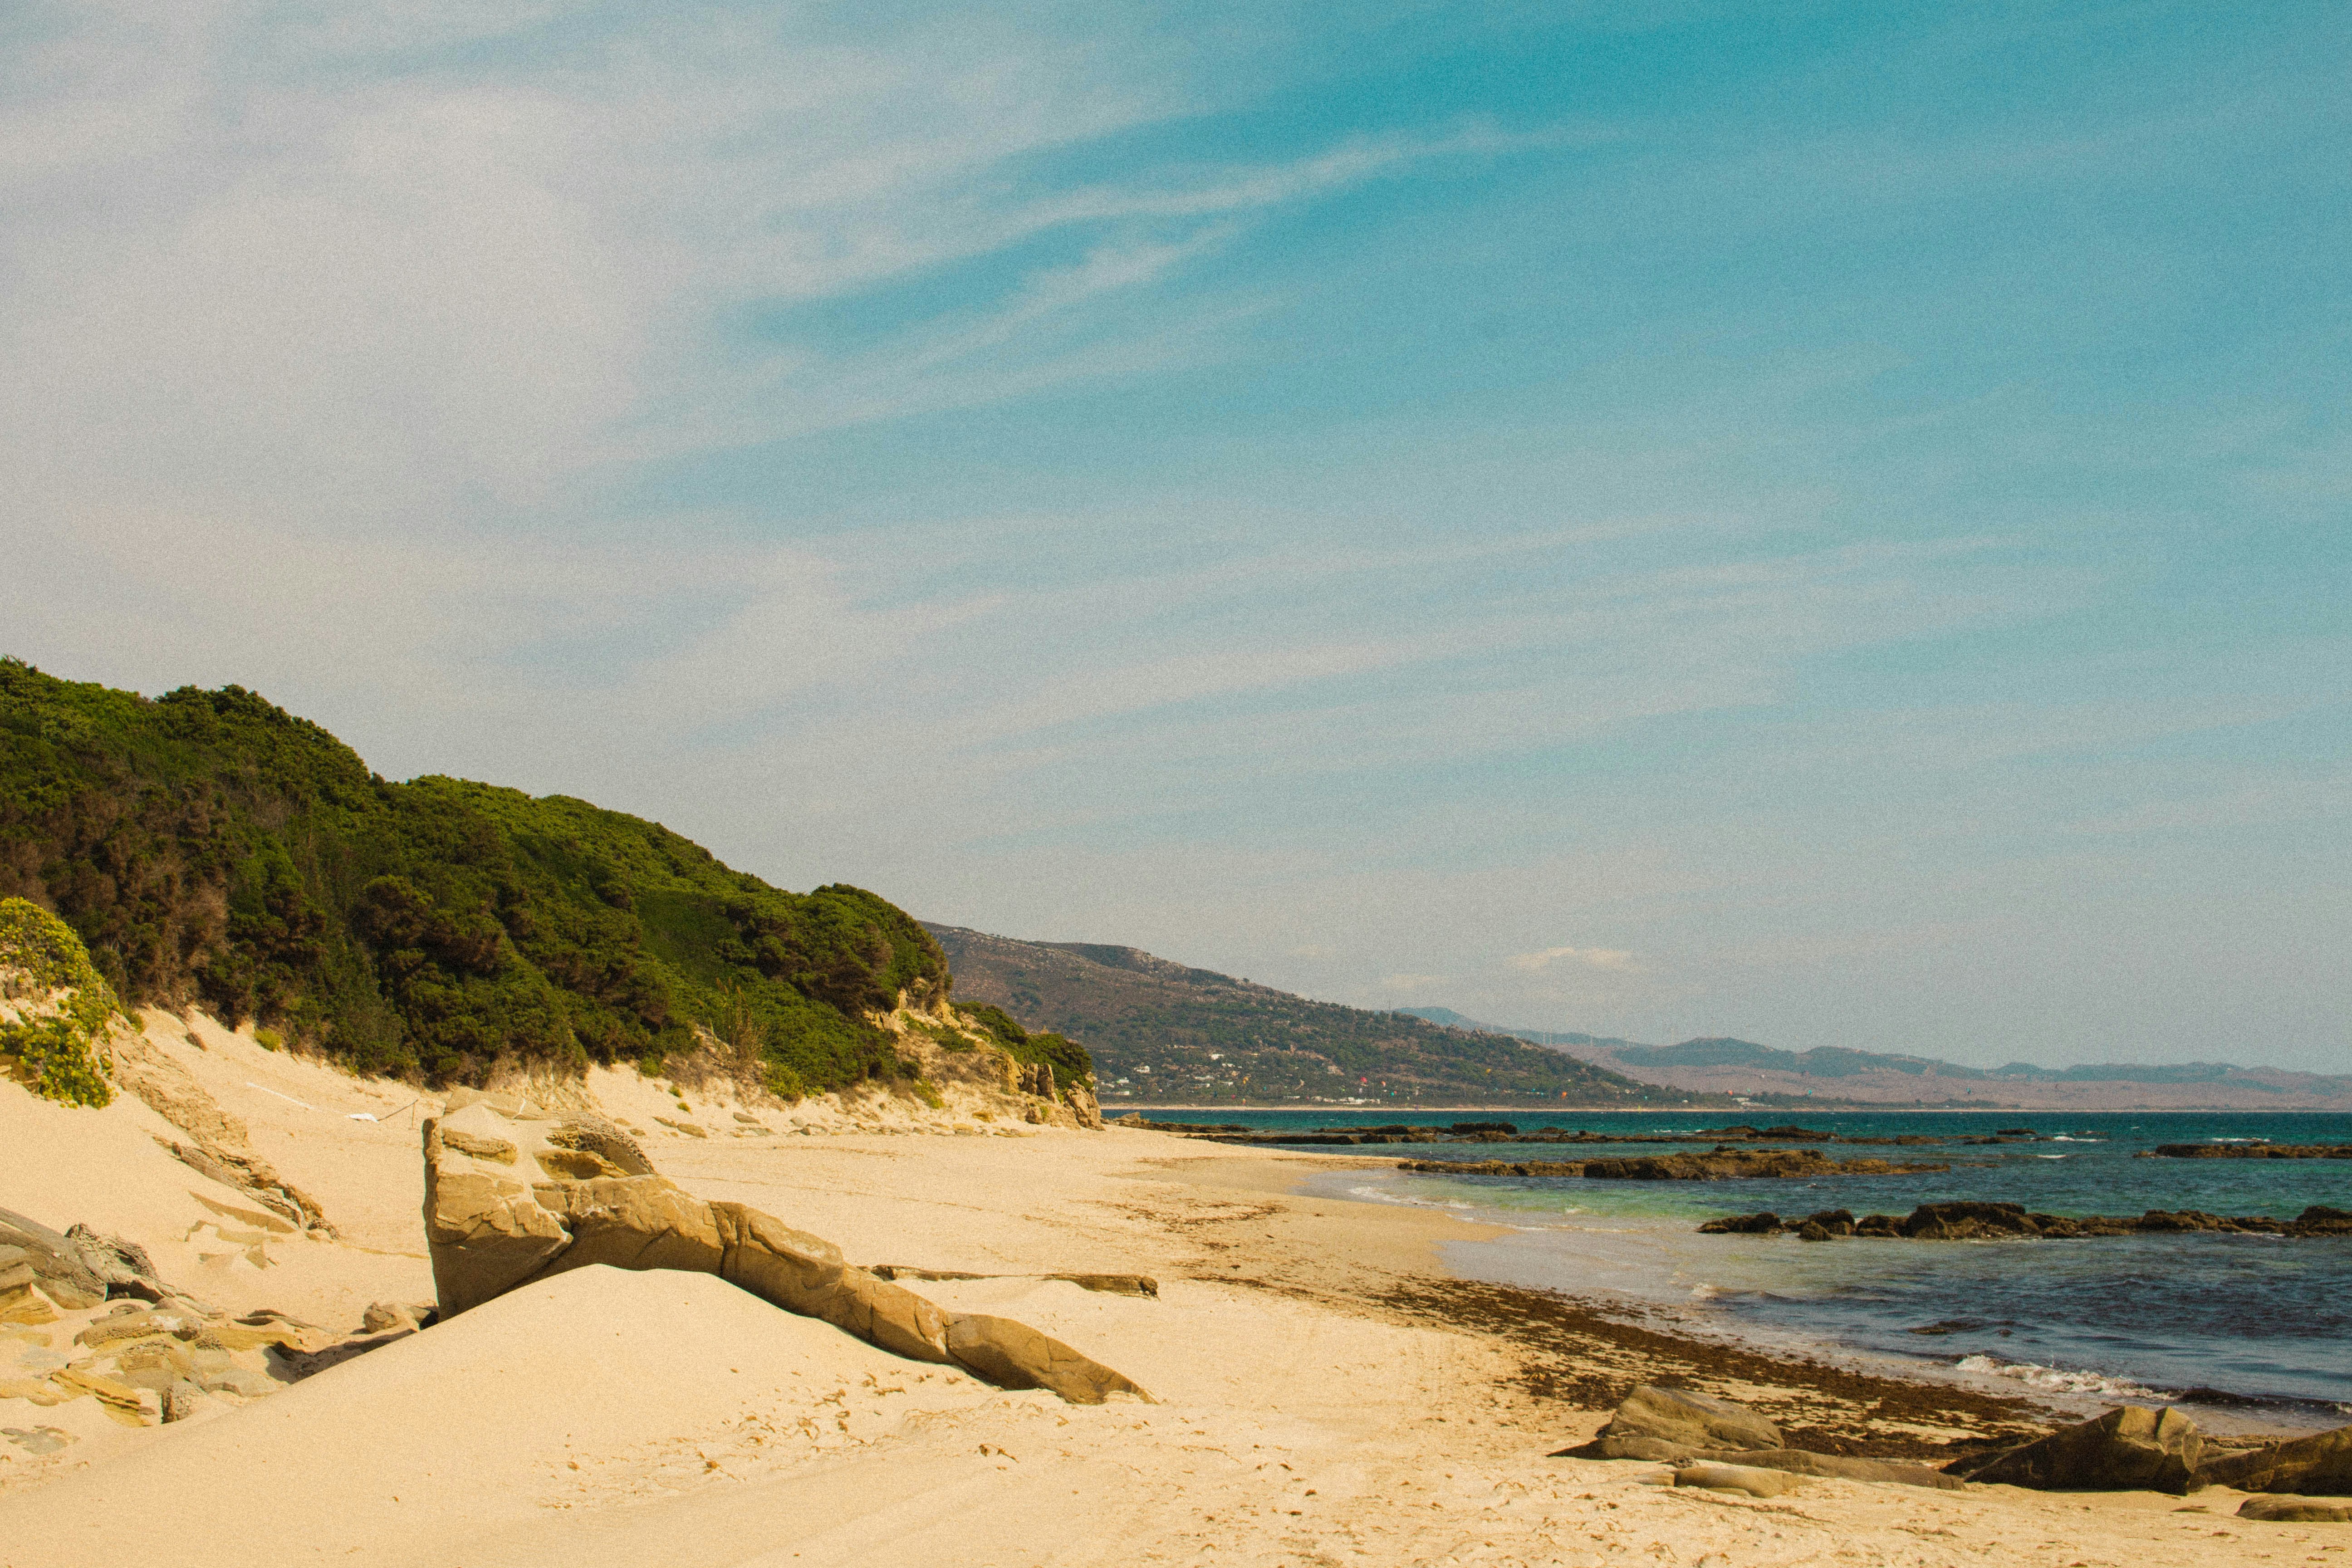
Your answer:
925,923 -> 1720,1107
0,659 -> 984,1093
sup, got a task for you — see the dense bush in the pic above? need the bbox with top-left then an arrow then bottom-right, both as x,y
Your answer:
0,895 -> 118,1106
961,1002 -> 1094,1092
0,659 -> 958,1091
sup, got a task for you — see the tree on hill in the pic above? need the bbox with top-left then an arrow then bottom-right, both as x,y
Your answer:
0,658 -> 980,1094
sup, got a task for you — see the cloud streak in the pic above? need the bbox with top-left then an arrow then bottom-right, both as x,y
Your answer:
1507,946 -> 1639,974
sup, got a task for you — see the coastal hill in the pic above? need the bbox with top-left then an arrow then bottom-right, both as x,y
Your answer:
0,659 -> 1083,1100
922,924 -> 1726,1108
1401,1009 -> 2352,1111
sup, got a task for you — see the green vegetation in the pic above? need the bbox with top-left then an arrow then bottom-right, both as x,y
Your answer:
0,660 -> 972,1093
961,1002 -> 1094,1093
0,896 -> 118,1106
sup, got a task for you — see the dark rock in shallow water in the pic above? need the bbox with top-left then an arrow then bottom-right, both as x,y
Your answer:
2200,1425 -> 2352,1497
1957,1406 -> 2205,1495
1698,1201 -> 2351,1240
1903,1202 -> 2043,1239
2145,1144 -> 2352,1161
1407,1149 -> 1952,1181
1697,1212 -> 1784,1235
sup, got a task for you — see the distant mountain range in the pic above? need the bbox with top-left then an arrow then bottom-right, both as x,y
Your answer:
1400,1009 -> 2352,1110
923,926 -> 1727,1108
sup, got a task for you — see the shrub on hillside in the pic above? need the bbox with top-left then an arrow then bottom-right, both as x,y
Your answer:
0,896 -> 117,1106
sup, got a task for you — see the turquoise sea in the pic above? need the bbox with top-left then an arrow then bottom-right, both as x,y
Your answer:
1163,1108 -> 2352,1429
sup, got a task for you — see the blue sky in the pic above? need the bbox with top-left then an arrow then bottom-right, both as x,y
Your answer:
3,2 -> 2346,1068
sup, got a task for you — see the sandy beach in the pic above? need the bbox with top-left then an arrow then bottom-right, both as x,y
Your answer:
1,1014 -> 2341,1567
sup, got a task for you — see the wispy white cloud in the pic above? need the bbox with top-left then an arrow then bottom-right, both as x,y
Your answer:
1507,946 -> 1639,973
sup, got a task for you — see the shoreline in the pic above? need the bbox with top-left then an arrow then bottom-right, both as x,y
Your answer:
1152,1150 -> 2078,1460
4,1030 -> 2338,1566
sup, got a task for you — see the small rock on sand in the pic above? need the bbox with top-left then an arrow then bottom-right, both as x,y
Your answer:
1675,1462 -> 1811,1498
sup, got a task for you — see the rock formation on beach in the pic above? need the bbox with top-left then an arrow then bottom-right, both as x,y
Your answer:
1576,1384 -> 1970,1492
1585,1383 -> 2352,1506
1697,1200 -> 2352,1239
2200,1426 -> 2352,1496
1957,1405 -> 2207,1494
1583,1382 -> 1784,1460
1948,1405 -> 2352,1500
1,1201 -> 419,1430
422,1094 -> 1148,1404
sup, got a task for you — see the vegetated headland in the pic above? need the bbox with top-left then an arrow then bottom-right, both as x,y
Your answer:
0,658 -> 1088,1105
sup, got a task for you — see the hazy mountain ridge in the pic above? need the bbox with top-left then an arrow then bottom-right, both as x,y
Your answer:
1406,1009 -> 2352,1110
925,926 -> 1725,1107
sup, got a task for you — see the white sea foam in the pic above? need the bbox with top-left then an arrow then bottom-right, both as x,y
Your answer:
1348,1182 -> 1474,1211
1954,1355 -> 2162,1400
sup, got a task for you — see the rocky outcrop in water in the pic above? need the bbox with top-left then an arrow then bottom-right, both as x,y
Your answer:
1697,1201 -> 2352,1239
2144,1144 -> 2352,1160
1406,1149 -> 1948,1181
1147,1119 -> 2012,1150
422,1098 -> 1150,1404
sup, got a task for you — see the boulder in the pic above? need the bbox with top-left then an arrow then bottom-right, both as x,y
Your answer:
60,1224 -> 196,1310
0,1210 -> 108,1309
944,1313 -> 1152,1405
1593,1384 -> 1783,1461
2240,1495 -> 2352,1523
2200,1426 -> 2352,1497
1696,1213 -> 1783,1235
1674,1462 -> 1810,1498
1714,1449 -> 1965,1490
359,1301 -> 428,1335
1901,1202 -> 2043,1240
1959,1406 -> 2205,1494
420,1127 -> 572,1316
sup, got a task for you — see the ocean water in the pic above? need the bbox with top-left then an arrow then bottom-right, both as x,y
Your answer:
1170,1108 -> 2352,1428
